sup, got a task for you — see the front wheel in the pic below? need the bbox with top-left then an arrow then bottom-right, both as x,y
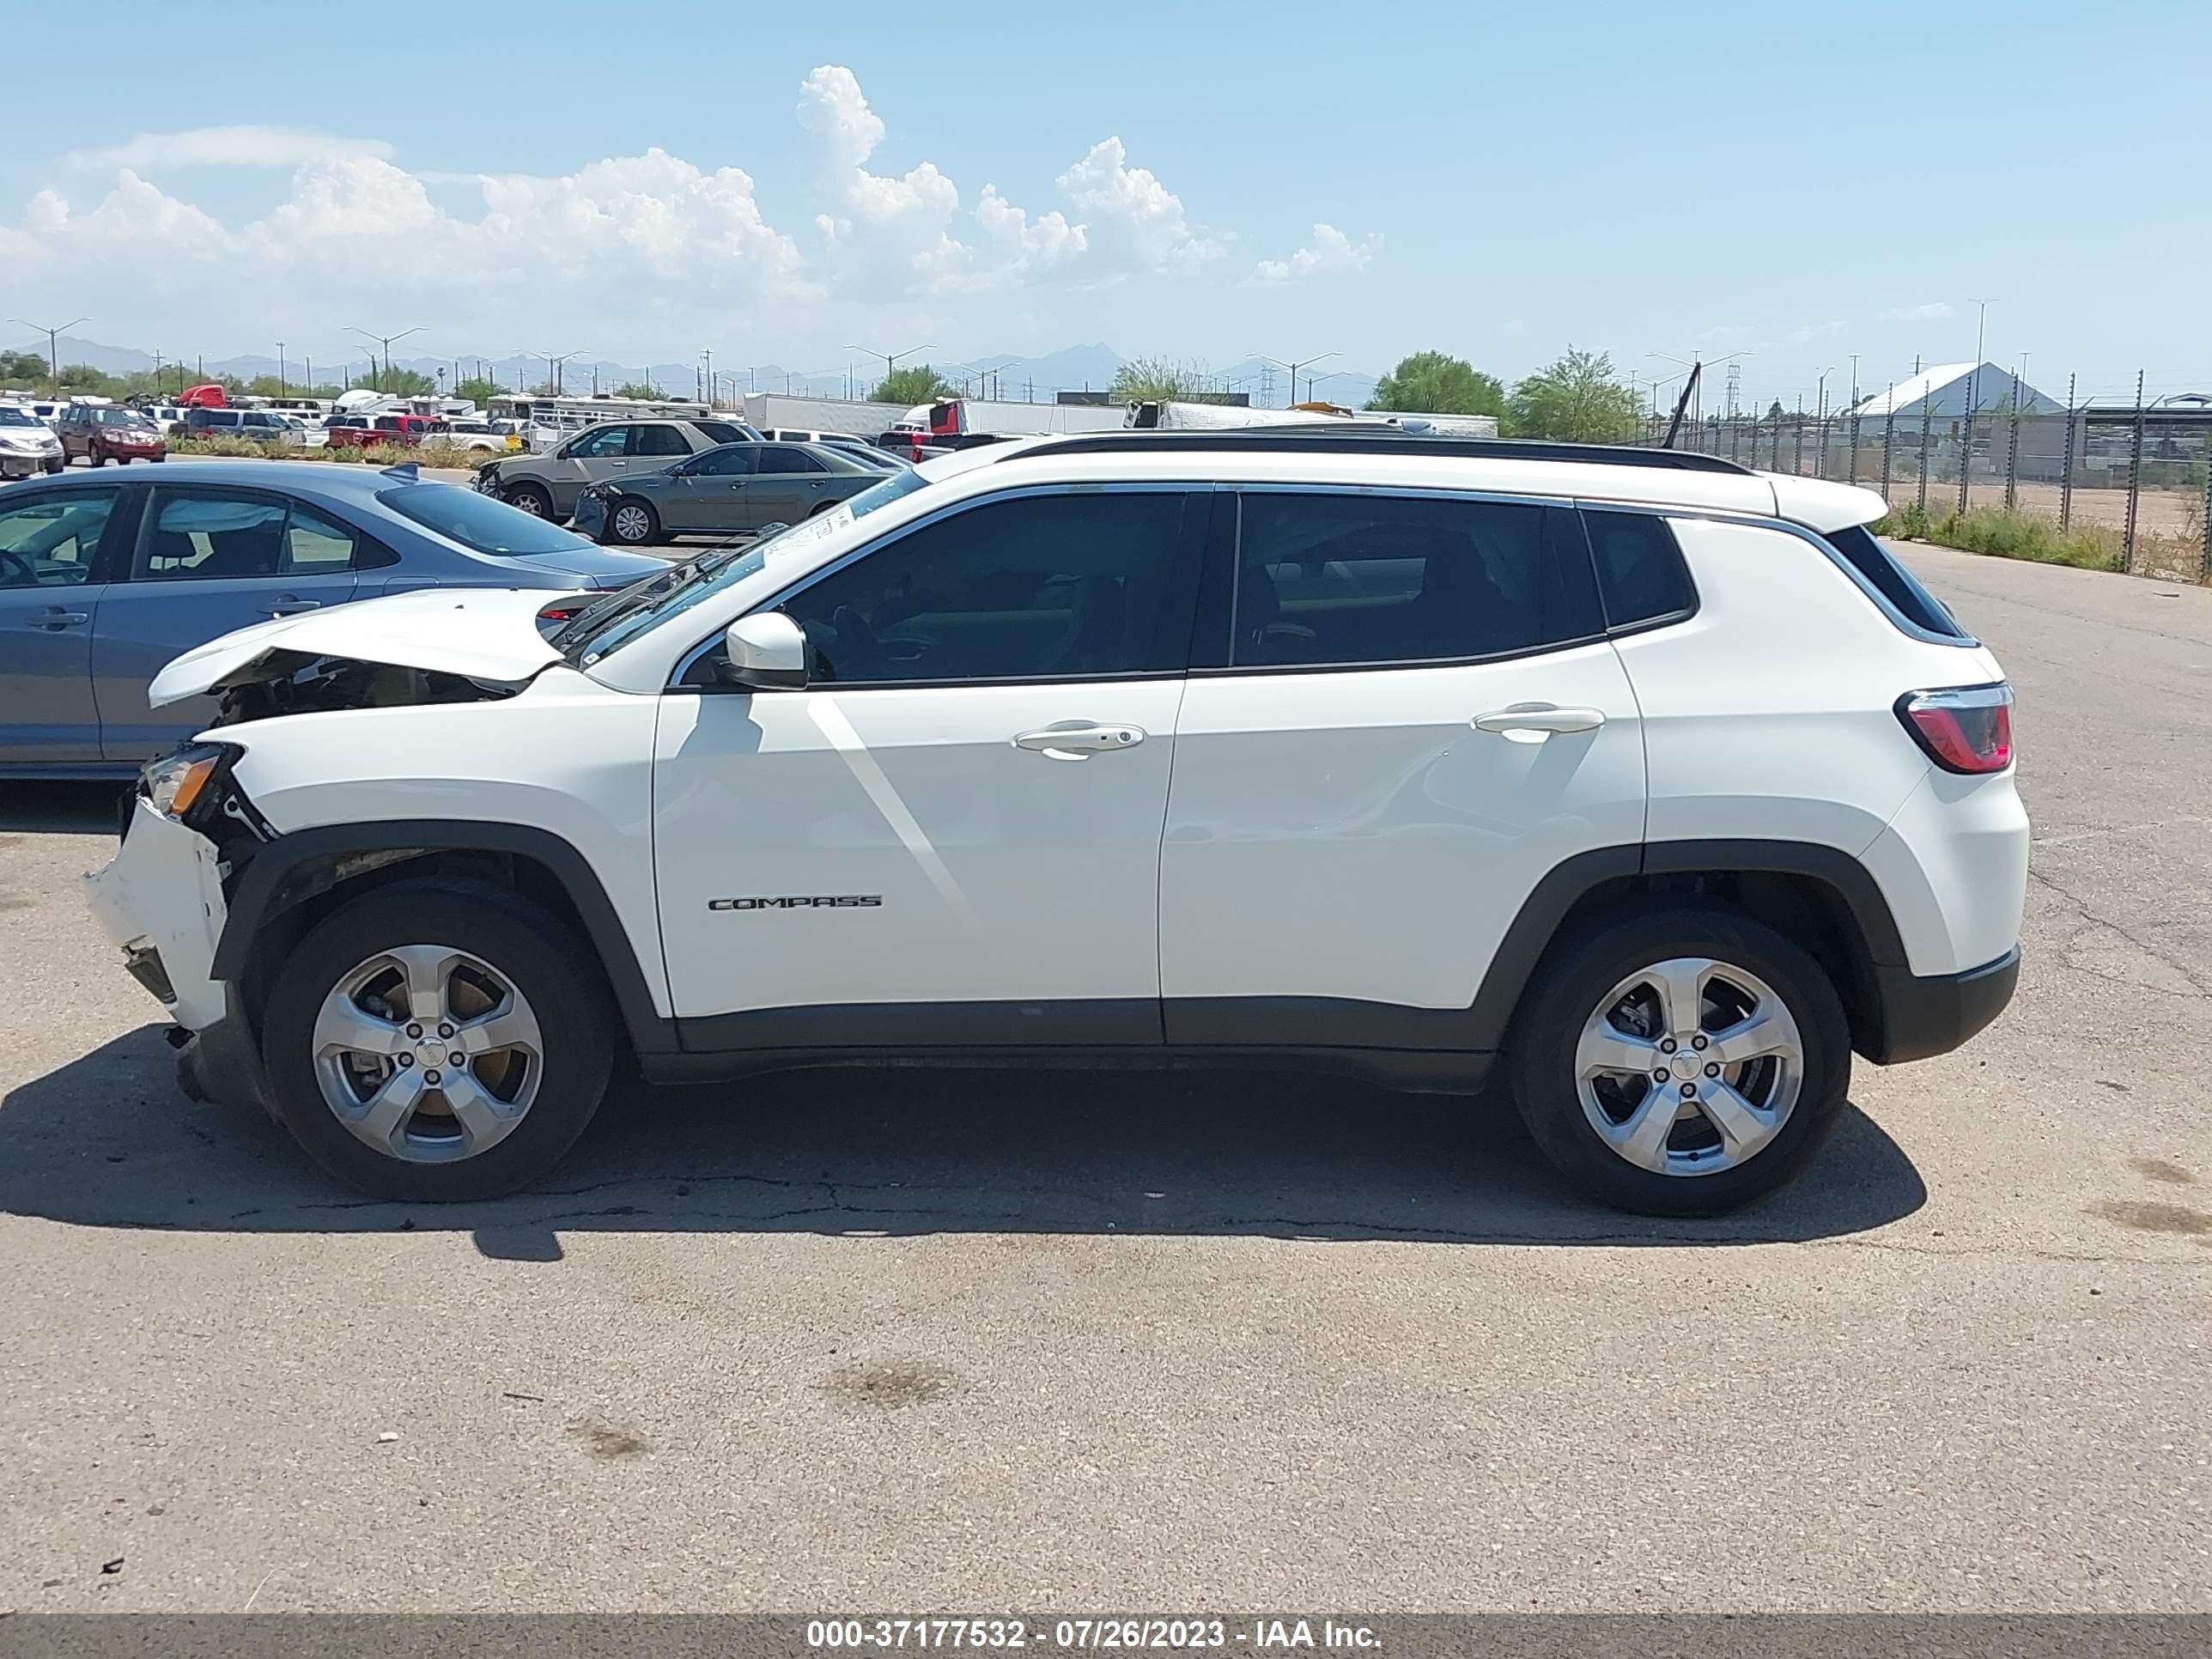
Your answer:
605,497 -> 659,545
43,459 -> 64,475
88,450 -> 106,468
1507,907 -> 1850,1216
258,879 -> 615,1201
502,482 -> 554,518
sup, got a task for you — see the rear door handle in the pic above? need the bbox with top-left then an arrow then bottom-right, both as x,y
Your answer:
1012,723 -> 1147,761
1473,704 -> 1606,738
264,599 -> 322,616
30,611 -> 90,629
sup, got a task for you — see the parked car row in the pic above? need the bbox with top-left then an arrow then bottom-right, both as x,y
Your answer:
0,460 -> 665,775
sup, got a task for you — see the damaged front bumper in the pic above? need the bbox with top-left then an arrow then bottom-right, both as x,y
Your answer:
86,799 -> 273,1111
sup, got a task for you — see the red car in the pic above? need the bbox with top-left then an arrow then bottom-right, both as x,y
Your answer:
325,413 -> 447,449
56,403 -> 168,466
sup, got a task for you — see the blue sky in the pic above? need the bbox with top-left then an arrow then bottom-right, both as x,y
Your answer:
5,1 -> 2207,405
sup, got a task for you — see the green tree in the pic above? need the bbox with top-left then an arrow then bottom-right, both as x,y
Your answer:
872,364 -> 955,404
453,376 -> 504,408
1109,356 -> 1206,404
1365,351 -> 1505,417
0,348 -> 49,384
360,365 -> 435,397
1505,347 -> 1644,442
612,380 -> 664,399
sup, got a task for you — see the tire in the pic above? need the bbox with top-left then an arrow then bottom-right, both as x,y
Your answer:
1506,905 -> 1850,1216
258,878 -> 615,1202
43,459 -> 63,475
502,482 -> 555,518
118,454 -> 131,465
89,449 -> 106,468
807,499 -> 836,518
605,496 -> 659,546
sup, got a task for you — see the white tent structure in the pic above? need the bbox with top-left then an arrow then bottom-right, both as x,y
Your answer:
1845,362 -> 2063,421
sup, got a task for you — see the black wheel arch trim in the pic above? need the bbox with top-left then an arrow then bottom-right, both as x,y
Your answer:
210,819 -> 674,1054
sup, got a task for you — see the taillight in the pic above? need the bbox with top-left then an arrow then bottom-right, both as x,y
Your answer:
538,600 -> 589,623
1897,684 -> 2014,774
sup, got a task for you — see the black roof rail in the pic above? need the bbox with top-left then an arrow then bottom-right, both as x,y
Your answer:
1021,428 -> 1755,474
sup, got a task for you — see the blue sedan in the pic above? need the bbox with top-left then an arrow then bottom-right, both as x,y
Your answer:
0,460 -> 670,778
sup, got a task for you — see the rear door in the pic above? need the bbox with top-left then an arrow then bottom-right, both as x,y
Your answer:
749,444 -> 829,526
543,425 -> 634,515
91,484 -> 364,760
0,485 -> 125,767
1159,489 -> 1647,1045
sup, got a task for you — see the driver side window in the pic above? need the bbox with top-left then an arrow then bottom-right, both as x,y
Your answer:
565,426 -> 631,459
0,489 -> 117,589
775,490 -> 1205,686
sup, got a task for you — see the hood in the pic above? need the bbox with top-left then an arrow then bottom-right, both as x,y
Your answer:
148,586 -> 572,707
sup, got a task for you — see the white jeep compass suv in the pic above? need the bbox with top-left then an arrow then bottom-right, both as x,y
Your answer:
87,430 -> 2027,1214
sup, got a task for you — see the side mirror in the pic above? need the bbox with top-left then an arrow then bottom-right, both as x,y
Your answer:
720,611 -> 808,690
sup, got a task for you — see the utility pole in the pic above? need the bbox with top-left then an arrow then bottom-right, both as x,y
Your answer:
276,341 -> 286,397
1259,350 -> 1338,408
345,324 -> 423,389
1848,353 -> 1861,410
525,349 -> 586,397
304,355 -> 313,396
9,316 -> 90,393
702,348 -> 713,409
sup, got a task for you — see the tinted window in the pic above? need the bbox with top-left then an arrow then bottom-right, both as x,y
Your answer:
686,445 -> 756,477
138,493 -> 289,579
566,426 -> 629,459
1231,494 -> 1601,667
286,503 -> 358,571
696,422 -> 750,446
1583,510 -> 1697,630
374,482 -> 599,556
780,491 -> 1200,684
0,489 -> 116,588
1825,525 -> 1969,639
632,424 -> 692,458
758,444 -> 825,474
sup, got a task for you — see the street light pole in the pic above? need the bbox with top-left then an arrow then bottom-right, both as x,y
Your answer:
1258,350 -> 1339,409
346,324 -> 423,391
10,316 -> 91,394
276,342 -> 286,398
524,349 -> 586,397
845,342 -> 938,394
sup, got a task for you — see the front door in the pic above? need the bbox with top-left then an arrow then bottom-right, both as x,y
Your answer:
660,442 -> 756,532
651,487 -> 1209,1044
92,485 -> 362,760
1159,489 -> 1648,1042
544,425 -> 635,516
0,485 -> 123,768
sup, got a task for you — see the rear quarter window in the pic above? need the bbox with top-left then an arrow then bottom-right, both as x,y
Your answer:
1823,525 -> 1972,641
1583,510 -> 1697,630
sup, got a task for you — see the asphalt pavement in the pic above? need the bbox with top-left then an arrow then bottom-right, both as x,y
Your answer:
2,543 -> 2208,1612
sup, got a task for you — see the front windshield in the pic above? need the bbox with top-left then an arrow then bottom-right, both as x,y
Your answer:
562,465 -> 934,665
374,481 -> 598,556
0,407 -> 38,427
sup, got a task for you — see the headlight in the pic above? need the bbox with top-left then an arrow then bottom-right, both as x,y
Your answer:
141,744 -> 228,819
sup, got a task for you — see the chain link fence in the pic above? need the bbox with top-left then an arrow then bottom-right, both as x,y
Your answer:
1632,378 -> 2212,584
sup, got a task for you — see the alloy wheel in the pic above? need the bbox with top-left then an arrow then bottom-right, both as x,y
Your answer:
309,945 -> 544,1164
1573,956 -> 1804,1176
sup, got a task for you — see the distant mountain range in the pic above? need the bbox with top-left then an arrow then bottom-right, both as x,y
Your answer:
3,334 -> 1379,410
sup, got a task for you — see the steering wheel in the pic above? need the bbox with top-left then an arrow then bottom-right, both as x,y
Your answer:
0,547 -> 36,587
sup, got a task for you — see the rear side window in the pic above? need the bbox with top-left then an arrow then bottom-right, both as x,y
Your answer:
1583,510 -> 1697,630
696,422 -> 750,446
1824,525 -> 1971,640
632,424 -> 692,458
1231,494 -> 1602,668
374,483 -> 596,556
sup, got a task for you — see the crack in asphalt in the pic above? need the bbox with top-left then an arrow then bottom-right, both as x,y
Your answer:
2029,864 -> 2212,1000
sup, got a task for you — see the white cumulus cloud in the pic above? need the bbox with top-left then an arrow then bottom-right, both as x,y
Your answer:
68,125 -> 395,172
1248,223 -> 1380,286
1056,137 -> 1223,273
1880,301 -> 1959,323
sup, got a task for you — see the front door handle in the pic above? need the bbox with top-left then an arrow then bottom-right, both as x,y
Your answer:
1473,704 -> 1607,739
1012,723 -> 1147,762
30,610 -> 90,629
264,599 -> 322,616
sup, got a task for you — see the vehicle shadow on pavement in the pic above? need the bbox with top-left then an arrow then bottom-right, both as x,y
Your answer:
0,782 -> 124,836
0,1025 -> 1927,1256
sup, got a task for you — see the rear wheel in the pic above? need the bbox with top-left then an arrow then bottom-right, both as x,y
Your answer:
606,497 -> 659,545
88,449 -> 106,468
1507,907 -> 1850,1215
502,481 -> 554,518
258,879 -> 615,1201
